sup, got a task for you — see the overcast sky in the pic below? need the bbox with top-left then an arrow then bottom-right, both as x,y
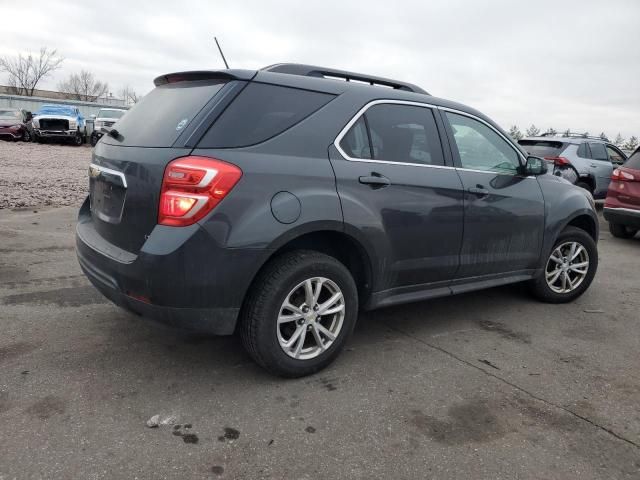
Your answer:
2,0 -> 639,138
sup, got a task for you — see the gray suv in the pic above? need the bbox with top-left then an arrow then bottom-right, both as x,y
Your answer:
76,64 -> 599,377
519,134 -> 627,198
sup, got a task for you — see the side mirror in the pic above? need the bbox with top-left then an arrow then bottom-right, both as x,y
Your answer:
523,156 -> 548,176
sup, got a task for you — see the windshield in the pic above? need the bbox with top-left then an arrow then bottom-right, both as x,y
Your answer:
0,109 -> 21,120
98,109 -> 125,119
35,105 -> 76,117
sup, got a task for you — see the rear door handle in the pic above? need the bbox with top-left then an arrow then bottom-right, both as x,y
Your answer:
468,186 -> 489,197
359,174 -> 391,187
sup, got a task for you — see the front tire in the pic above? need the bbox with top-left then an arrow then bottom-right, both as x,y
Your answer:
530,226 -> 598,303
239,251 -> 358,378
73,129 -> 83,146
609,222 -> 637,239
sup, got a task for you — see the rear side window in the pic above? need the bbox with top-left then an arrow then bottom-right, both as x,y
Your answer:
104,80 -> 226,147
577,143 -> 590,158
340,116 -> 372,159
199,83 -> 335,148
625,149 -> 640,169
518,140 -> 566,158
339,104 -> 445,166
589,142 -> 608,161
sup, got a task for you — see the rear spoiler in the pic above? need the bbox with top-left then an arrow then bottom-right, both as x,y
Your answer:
153,69 -> 256,86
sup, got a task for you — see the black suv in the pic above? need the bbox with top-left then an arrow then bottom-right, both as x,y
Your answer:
77,64 -> 599,377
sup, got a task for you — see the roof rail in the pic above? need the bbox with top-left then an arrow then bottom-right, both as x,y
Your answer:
542,131 -> 609,141
261,63 -> 429,95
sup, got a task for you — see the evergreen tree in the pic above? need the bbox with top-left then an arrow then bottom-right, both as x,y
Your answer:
508,125 -> 523,141
614,133 -> 625,147
526,124 -> 541,137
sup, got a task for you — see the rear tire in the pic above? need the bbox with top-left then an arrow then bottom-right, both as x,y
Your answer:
575,181 -> 593,194
609,222 -> 638,239
529,226 -> 598,303
90,133 -> 98,147
239,250 -> 358,378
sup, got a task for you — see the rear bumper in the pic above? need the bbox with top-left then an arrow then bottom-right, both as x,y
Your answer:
76,199 -> 268,335
603,207 -> 640,229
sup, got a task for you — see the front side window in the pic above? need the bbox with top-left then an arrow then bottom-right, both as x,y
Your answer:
446,112 -> 521,174
339,103 -> 445,166
606,145 -> 625,165
589,142 -> 608,161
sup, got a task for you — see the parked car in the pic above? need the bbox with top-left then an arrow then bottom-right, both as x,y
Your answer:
0,108 -> 33,141
90,108 -> 127,146
604,146 -> 640,238
518,134 -> 627,198
32,104 -> 86,145
77,64 -> 599,377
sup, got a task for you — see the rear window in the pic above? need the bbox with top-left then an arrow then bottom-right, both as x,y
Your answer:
198,83 -> 335,148
105,80 -> 226,147
518,140 -> 565,158
625,149 -> 640,169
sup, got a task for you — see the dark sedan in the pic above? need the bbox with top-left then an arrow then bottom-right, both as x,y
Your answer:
0,108 -> 33,141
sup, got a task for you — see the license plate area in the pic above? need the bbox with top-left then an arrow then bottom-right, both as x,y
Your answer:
89,164 -> 127,224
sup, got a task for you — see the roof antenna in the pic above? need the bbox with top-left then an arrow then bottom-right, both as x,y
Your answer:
214,37 -> 230,69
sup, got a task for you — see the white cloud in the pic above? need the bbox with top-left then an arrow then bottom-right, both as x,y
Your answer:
2,0 -> 639,137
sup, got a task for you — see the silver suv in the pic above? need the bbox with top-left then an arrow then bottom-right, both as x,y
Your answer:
518,134 -> 627,199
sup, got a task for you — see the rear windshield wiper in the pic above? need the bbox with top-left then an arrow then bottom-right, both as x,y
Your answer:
100,126 -> 120,139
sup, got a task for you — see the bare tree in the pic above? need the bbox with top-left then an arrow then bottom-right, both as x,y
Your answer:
58,70 -> 108,101
0,47 -> 64,96
119,85 -> 141,105
545,127 -> 557,136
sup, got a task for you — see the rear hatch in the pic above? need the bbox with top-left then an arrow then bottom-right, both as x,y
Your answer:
88,75 -> 243,254
518,139 -> 568,160
608,149 -> 640,209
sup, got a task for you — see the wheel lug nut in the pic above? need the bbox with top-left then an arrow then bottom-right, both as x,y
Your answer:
313,305 -> 319,311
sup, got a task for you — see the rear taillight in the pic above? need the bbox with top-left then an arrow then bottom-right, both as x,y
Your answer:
611,168 -> 636,182
158,156 -> 242,227
544,156 -> 571,166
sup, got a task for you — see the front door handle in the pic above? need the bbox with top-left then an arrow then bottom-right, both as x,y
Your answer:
359,173 -> 391,188
468,185 -> 489,197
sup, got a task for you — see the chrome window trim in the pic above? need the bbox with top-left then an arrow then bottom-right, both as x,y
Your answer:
89,163 -> 128,188
333,99 -> 528,174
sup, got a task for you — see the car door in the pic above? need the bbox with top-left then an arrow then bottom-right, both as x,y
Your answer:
441,110 -> 545,278
329,101 -> 464,292
588,142 -> 614,195
606,144 -> 627,167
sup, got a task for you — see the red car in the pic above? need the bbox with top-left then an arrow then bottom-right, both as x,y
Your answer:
0,108 -> 33,141
604,146 -> 640,238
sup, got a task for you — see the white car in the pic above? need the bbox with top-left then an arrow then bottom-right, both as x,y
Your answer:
90,108 -> 127,146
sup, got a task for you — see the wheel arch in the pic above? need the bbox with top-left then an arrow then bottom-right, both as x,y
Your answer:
249,227 -> 375,309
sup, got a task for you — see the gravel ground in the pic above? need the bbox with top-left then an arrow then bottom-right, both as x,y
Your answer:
0,140 -> 91,209
1,207 -> 639,479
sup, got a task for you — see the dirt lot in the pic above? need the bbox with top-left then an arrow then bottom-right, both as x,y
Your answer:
0,143 -> 639,479
0,140 -> 90,209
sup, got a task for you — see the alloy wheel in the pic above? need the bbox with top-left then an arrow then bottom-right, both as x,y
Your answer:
277,277 -> 345,360
545,241 -> 590,294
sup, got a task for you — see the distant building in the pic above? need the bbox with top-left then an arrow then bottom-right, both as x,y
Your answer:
0,85 -> 126,106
